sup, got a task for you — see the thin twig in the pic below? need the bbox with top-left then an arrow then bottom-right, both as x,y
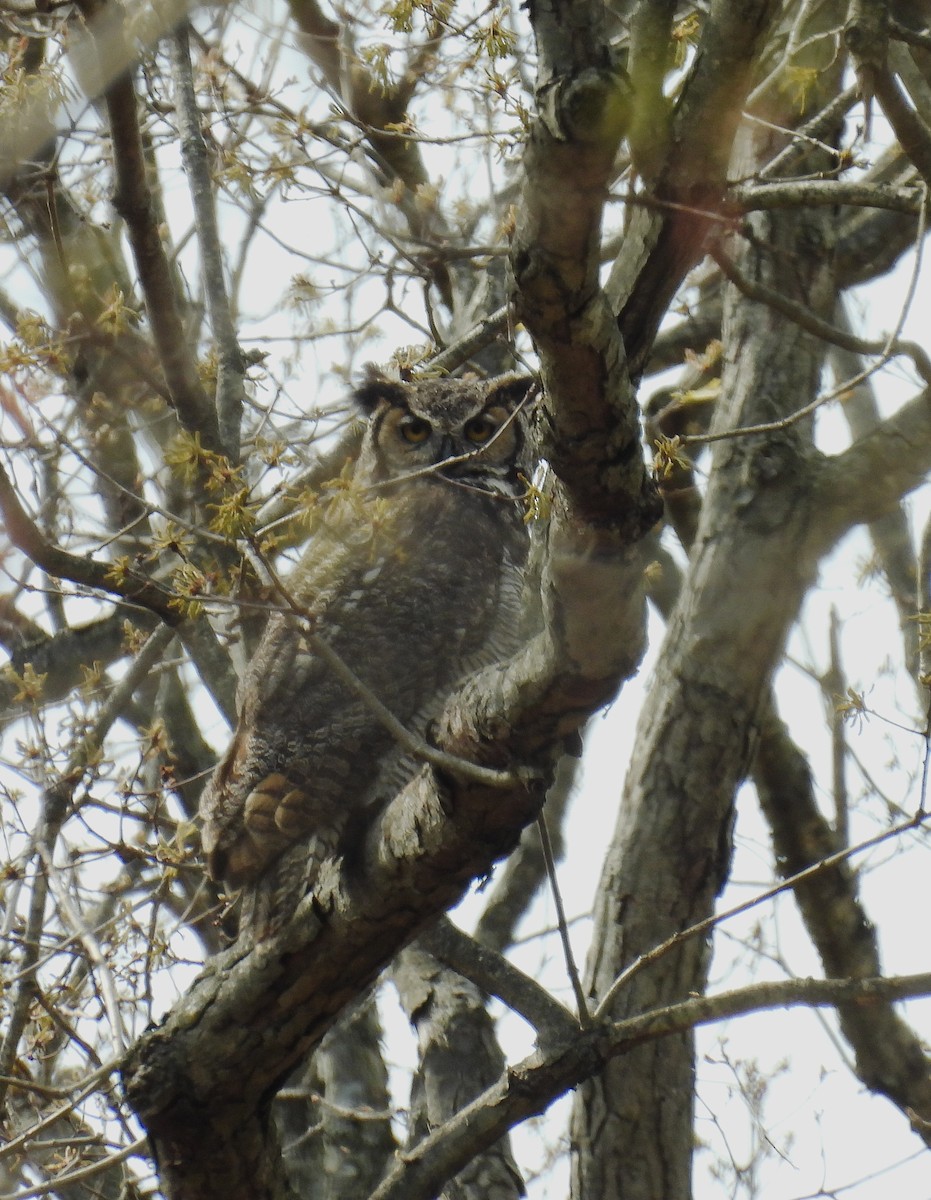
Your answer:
593,807 -> 931,1021
0,1134 -> 148,1200
0,627 -> 172,1104
537,812 -> 591,1028
826,608 -> 849,845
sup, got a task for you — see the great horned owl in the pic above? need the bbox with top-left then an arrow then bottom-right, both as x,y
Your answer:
200,370 -> 535,931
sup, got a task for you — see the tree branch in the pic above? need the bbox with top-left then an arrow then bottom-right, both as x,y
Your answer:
0,612 -> 158,718
0,459 -> 238,721
171,24 -> 246,461
369,970 -> 931,1200
846,4 -> 931,188
0,459 -> 178,623
73,0 -> 221,449
613,0 -> 783,372
710,242 -> 931,382
755,707 -> 931,1145
817,382 -> 931,538
730,176 -> 925,214
420,917 -> 580,1047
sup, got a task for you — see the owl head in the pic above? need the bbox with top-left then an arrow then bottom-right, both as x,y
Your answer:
352,370 -> 536,498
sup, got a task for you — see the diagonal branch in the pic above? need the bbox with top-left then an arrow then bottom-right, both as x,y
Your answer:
754,707 -> 931,1146
369,970 -> 931,1200
0,459 -> 238,721
846,3 -> 931,188
0,459 -> 178,622
817,382 -> 931,539
612,0 -> 783,373
710,241 -> 931,382
419,917 -> 579,1047
73,0 -> 221,450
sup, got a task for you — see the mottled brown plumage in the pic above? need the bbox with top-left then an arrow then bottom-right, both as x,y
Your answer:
199,371 -> 535,931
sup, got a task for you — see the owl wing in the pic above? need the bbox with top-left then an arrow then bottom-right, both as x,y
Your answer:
200,595 -> 370,888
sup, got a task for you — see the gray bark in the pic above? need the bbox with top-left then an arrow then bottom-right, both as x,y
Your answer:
572,126 -> 838,1197
392,945 -> 525,1200
275,996 -> 397,1200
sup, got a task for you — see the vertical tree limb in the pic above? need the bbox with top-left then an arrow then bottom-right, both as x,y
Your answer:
73,0 -> 221,449
170,24 -> 246,461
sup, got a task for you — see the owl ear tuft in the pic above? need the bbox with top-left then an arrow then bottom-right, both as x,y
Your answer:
353,366 -> 407,413
487,374 -> 538,412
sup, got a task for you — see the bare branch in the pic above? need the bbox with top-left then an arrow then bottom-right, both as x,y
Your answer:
170,23 -> 246,460
419,917 -> 580,1046
890,16 -> 931,53
755,707 -> 931,1145
369,970 -> 931,1200
72,0 -> 221,448
730,176 -> 925,213
0,459 -> 178,623
710,241 -> 931,383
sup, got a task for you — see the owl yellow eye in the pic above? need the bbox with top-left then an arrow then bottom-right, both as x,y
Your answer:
464,415 -> 497,444
399,416 -> 432,443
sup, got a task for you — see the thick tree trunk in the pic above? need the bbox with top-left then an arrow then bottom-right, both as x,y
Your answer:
572,172 -> 836,1197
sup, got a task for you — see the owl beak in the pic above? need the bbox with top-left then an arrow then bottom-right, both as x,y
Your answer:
437,435 -> 460,475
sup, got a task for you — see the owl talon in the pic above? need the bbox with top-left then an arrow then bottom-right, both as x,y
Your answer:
276,787 -> 311,836
243,774 -> 289,835
242,773 -> 310,841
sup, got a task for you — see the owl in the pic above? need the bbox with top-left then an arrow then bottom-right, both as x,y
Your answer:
199,370 -> 536,932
